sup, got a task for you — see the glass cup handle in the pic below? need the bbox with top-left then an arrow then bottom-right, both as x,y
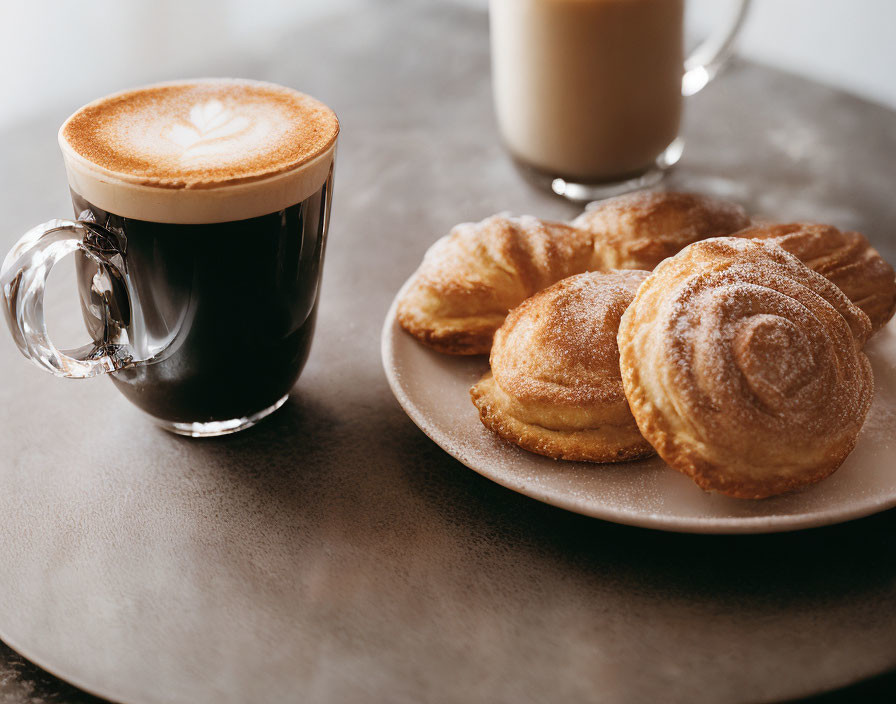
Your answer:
682,0 -> 752,97
1,218 -> 136,378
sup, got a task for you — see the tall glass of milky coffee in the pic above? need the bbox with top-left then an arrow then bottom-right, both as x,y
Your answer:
0,79 -> 338,436
490,0 -> 751,201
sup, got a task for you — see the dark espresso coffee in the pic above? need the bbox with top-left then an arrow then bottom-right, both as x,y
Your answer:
72,176 -> 331,426
0,79 -> 339,435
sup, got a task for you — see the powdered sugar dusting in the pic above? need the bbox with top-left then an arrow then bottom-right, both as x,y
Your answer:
625,237 -> 874,494
492,270 -> 648,406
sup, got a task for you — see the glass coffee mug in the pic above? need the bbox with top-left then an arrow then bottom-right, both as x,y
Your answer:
0,79 -> 338,436
490,0 -> 751,201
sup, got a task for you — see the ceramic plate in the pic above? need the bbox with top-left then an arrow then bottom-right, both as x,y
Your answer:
382,279 -> 896,534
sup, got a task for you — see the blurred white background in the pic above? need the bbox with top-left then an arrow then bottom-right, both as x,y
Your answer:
688,0 -> 896,109
1,0 -> 894,130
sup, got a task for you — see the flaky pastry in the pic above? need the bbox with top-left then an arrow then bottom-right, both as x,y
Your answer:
397,215 -> 605,354
471,270 -> 654,462
399,192 -> 750,355
737,222 -> 896,334
572,191 -> 751,270
618,238 -> 874,499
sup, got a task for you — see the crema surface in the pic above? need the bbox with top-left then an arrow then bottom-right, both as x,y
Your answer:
61,79 -> 338,188
58,79 -> 339,223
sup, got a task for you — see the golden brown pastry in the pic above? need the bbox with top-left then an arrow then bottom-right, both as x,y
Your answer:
737,222 -> 896,334
572,190 -> 751,270
397,214 -> 605,355
470,270 -> 654,462
618,238 -> 874,499
399,192 -> 750,356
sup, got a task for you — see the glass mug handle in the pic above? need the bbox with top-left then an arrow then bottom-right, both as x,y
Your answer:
1,219 -> 138,378
682,0 -> 752,97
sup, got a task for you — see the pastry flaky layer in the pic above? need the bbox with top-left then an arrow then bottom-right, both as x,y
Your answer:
398,192 -> 750,355
734,222 -> 896,334
572,190 -> 751,270
397,215 -> 605,354
618,237 -> 874,499
471,270 -> 655,462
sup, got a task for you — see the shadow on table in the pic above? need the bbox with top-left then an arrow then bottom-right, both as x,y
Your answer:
2,389 -> 894,702
143,389 -> 896,702
0,638 -> 109,703
167,388 -> 896,616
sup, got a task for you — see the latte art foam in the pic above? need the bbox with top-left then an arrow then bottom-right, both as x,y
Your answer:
161,99 -> 261,165
58,80 -> 338,224
62,79 -> 338,189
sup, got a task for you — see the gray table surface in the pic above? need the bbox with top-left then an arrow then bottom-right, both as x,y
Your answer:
2,1 -> 896,703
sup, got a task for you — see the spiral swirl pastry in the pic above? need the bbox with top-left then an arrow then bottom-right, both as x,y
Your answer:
737,222 -> 896,335
618,238 -> 874,499
471,270 -> 654,462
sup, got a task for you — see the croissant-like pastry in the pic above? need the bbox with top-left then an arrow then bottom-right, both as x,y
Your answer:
398,192 -> 749,355
737,222 -> 896,334
571,191 -> 751,270
618,238 -> 873,499
397,215 -> 604,354
470,270 -> 654,462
